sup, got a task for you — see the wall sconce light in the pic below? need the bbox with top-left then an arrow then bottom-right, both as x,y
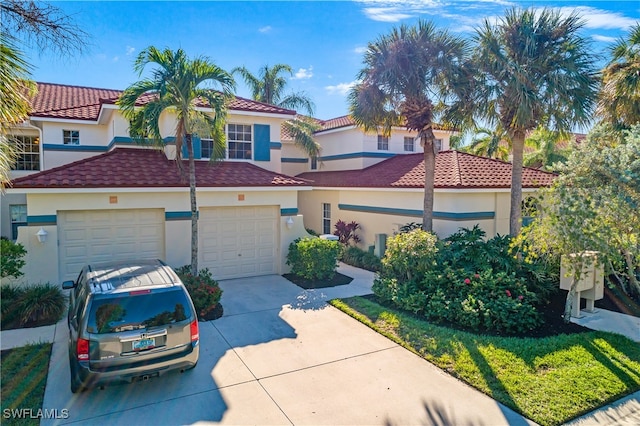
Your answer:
286,216 -> 294,229
36,227 -> 48,244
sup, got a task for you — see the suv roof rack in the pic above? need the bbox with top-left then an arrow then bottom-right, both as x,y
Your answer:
86,259 -> 177,294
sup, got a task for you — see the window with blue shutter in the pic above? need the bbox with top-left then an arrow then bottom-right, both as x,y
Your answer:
254,124 -> 271,161
181,135 -> 202,159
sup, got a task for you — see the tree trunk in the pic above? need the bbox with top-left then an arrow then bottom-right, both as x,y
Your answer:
622,249 -> 640,296
510,132 -> 525,236
564,276 -> 578,324
186,133 -> 198,275
422,132 -> 436,233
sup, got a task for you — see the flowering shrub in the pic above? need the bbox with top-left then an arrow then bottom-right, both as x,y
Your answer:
333,220 -> 361,245
175,266 -> 223,318
287,237 -> 342,280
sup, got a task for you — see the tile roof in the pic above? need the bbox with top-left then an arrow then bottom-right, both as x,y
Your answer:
11,148 -> 309,189
314,115 -> 454,134
29,82 -> 295,121
296,150 -> 556,189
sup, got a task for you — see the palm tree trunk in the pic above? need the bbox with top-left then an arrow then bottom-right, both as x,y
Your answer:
422,133 -> 435,233
186,133 -> 199,275
510,132 -> 525,236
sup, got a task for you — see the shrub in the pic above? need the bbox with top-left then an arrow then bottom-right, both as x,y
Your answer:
1,237 -> 27,279
341,246 -> 382,272
287,237 -> 341,280
13,283 -> 65,327
1,285 -> 25,328
175,266 -> 223,318
398,222 -> 422,233
333,220 -> 361,245
380,229 -> 438,283
306,228 -> 319,237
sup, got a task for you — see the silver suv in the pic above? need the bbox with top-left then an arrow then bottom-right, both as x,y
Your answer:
62,259 -> 199,393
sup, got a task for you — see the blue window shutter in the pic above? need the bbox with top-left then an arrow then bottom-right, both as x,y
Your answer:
181,135 -> 202,159
254,124 -> 270,161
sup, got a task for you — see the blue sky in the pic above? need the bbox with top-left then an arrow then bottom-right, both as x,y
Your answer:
24,1 -> 640,120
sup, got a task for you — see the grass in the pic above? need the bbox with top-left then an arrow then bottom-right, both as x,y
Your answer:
1,343 -> 53,426
330,296 -> 640,426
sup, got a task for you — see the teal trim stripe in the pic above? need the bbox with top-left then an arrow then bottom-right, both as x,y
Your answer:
281,158 -> 309,163
165,211 -> 192,221
27,215 -> 57,225
280,208 -> 298,216
270,142 -> 282,149
338,204 -> 495,221
43,144 -> 107,152
321,152 -> 396,161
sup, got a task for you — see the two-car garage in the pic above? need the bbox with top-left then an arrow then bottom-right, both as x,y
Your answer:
56,206 -> 279,282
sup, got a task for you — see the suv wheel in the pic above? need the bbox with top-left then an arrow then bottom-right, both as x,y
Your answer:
70,363 -> 85,394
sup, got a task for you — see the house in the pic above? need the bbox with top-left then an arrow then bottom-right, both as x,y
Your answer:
4,83 -> 312,284
4,82 -> 556,285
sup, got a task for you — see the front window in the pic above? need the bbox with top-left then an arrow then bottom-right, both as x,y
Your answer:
322,203 -> 331,234
377,135 -> 389,151
63,130 -> 80,145
404,137 -> 415,152
11,135 -> 40,171
10,205 -> 27,240
201,138 -> 213,159
227,124 -> 252,160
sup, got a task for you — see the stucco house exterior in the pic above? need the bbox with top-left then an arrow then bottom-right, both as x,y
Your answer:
4,82 -> 556,285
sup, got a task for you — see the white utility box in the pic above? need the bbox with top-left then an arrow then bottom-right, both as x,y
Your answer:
560,251 -> 604,318
319,234 -> 339,241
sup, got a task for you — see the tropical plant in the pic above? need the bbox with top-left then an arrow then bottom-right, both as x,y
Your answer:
118,47 -> 235,274
523,127 -> 572,171
286,237 -> 342,280
465,126 -> 511,161
471,7 -> 599,236
597,23 -> 640,129
175,266 -> 223,319
233,64 -> 321,159
333,219 -> 361,246
0,237 -> 27,279
349,20 -> 470,232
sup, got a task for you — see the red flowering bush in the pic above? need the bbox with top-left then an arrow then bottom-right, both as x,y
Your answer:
175,266 -> 223,319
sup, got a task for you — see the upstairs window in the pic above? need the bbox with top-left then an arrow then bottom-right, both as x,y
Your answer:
434,139 -> 442,152
11,135 -> 40,171
201,138 -> 213,159
311,157 -> 318,170
404,137 -> 415,152
377,135 -> 389,150
227,124 -> 252,160
63,130 -> 80,145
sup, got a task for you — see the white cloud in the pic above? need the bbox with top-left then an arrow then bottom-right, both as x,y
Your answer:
354,46 -> 368,54
558,7 -> 638,30
592,34 -> 617,43
112,56 -> 119,62
126,46 -> 135,56
259,25 -> 272,33
325,81 -> 356,96
363,7 -> 412,22
292,66 -> 313,80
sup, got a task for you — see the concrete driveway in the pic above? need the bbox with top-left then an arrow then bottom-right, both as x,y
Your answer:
42,264 -> 534,425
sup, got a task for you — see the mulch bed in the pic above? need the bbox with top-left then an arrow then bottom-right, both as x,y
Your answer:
283,272 -> 354,290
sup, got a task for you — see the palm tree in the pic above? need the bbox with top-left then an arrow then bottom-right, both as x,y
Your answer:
597,23 -> 640,129
348,20 -> 469,232
472,8 -> 599,236
465,126 -> 511,161
117,47 -> 235,275
233,64 -> 321,159
523,127 -> 572,171
0,33 -> 37,190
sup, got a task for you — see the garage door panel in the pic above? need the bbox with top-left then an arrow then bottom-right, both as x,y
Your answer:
58,209 -> 165,282
200,206 -> 278,280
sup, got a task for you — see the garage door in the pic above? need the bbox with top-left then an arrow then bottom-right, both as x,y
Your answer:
199,206 -> 278,280
58,209 -> 165,281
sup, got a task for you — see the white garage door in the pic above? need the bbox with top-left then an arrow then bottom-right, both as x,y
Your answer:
199,206 -> 278,280
58,209 -> 165,281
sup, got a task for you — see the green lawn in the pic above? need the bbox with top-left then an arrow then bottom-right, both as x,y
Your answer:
1,343 -> 52,426
330,296 -> 640,426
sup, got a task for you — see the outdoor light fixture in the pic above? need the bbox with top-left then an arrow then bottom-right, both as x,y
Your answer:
286,216 -> 294,229
36,227 -> 48,244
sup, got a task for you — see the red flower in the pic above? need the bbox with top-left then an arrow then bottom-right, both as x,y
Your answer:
505,289 -> 512,297
474,274 -> 480,279
518,295 -> 524,301
464,278 -> 471,285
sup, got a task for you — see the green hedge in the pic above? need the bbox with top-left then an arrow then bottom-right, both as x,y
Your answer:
287,237 -> 341,280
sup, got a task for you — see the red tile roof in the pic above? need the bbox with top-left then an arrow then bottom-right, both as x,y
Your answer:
29,82 -> 295,121
314,115 -> 454,134
11,148 -> 309,188
296,150 -> 556,189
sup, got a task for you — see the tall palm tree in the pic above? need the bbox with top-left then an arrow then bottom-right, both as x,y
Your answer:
348,20 -> 470,232
598,23 -> 640,129
117,47 -> 235,274
472,8 -> 599,236
0,33 -> 37,190
523,127 -> 572,171
233,64 -> 321,159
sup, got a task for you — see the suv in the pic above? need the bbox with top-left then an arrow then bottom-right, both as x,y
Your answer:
62,259 -> 199,393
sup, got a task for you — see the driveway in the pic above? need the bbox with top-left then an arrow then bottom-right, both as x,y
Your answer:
42,264 -> 534,425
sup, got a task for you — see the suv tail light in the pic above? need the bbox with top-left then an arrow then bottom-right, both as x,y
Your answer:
190,320 -> 199,346
77,338 -> 89,361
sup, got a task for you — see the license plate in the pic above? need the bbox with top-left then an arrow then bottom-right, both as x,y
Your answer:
133,338 -> 155,351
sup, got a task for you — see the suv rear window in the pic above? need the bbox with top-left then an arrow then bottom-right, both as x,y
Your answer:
86,289 -> 192,334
